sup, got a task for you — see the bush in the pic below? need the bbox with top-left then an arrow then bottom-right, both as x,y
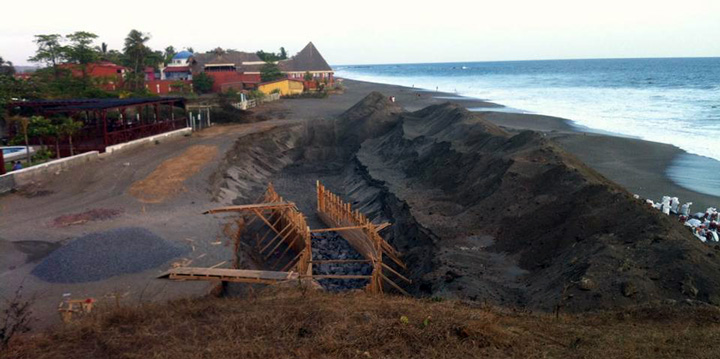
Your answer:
192,73 -> 214,94
247,90 -> 265,100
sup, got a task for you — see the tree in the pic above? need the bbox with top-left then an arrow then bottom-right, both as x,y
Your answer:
98,42 -> 108,56
192,72 -> 214,94
65,31 -> 98,65
27,116 -> 54,154
123,30 -> 150,91
0,57 -> 14,76
8,116 -> 32,163
279,47 -> 287,60
59,117 -> 84,156
303,71 -> 313,81
260,62 -> 284,82
186,47 -> 194,53
28,34 -> 67,77
164,46 -> 176,65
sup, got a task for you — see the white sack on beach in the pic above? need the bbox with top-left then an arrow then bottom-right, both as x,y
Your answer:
681,202 -> 692,216
670,197 -> 680,214
685,218 -> 702,227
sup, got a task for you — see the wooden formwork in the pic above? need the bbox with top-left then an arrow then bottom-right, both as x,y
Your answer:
204,183 -> 312,276
316,181 -> 410,294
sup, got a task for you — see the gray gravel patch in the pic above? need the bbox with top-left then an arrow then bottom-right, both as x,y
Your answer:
31,227 -> 189,283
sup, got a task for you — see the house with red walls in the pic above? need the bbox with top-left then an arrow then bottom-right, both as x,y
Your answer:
187,42 -> 333,93
58,61 -> 128,91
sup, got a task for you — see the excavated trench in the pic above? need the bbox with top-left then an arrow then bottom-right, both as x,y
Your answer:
211,93 -> 720,311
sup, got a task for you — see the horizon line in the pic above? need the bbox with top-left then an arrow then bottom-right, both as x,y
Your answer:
332,55 -> 720,68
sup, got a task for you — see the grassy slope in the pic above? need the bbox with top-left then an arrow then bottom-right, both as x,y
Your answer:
6,288 -> 720,359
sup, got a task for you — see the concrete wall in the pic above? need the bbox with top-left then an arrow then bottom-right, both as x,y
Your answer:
102,127 -> 191,156
0,127 -> 193,194
0,171 -> 15,194
0,151 -> 99,193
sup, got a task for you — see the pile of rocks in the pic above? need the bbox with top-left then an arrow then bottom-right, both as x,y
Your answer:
32,227 -> 189,283
311,232 -> 372,291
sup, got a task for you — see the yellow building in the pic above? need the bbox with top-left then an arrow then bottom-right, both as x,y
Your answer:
257,79 -> 304,96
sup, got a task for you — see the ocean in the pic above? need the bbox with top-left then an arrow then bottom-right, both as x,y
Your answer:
335,58 -> 720,197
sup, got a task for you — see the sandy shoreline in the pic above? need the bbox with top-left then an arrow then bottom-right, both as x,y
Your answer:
339,78 -> 720,211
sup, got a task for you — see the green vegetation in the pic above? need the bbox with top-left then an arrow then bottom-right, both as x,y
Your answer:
192,72 -> 214,94
256,47 -> 288,62
260,62 -> 284,82
123,29 -> 151,91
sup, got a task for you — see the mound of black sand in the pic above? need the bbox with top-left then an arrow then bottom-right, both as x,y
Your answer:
32,227 -> 188,283
337,93 -> 720,310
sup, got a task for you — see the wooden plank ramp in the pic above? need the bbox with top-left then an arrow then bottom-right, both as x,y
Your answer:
158,267 -> 299,285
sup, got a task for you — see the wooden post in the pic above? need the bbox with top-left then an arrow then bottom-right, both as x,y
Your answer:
102,110 -> 108,147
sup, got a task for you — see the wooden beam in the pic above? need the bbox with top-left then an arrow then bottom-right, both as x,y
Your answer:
264,232 -> 298,260
308,275 -> 372,279
271,233 -> 301,268
281,250 -> 304,272
381,273 -> 410,296
203,202 -> 295,214
381,262 -> 412,283
310,225 -> 371,233
309,259 -> 372,264
259,221 -> 293,254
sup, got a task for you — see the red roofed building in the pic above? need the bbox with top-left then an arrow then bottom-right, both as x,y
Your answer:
58,61 -> 127,91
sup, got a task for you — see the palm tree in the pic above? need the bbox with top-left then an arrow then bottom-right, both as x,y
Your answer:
164,46 -> 175,65
59,118 -> 84,156
123,30 -> 150,90
9,116 -> 32,163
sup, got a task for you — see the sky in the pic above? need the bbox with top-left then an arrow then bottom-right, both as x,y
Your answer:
2,0 -> 719,66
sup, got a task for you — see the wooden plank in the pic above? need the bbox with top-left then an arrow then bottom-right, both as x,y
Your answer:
259,221 -> 293,253
310,225 -> 370,233
281,250 -> 304,272
310,275 -> 369,280
159,267 -> 299,281
265,231 -> 298,260
203,202 -> 295,214
381,273 -> 410,296
309,259 -> 372,264
381,262 -> 412,283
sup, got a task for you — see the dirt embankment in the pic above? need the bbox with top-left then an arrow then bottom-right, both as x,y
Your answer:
8,288 -> 720,359
210,92 -> 720,311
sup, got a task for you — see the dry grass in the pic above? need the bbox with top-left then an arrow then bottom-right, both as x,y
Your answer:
6,288 -> 720,359
129,145 -> 218,203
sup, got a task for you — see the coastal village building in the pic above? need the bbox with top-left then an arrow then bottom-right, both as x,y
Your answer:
161,51 -> 193,81
58,61 -> 127,91
187,42 -> 334,93
278,42 -> 334,83
257,78 -> 304,96
190,51 -> 264,92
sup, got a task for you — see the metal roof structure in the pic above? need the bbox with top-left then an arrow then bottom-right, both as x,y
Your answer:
9,97 -> 185,114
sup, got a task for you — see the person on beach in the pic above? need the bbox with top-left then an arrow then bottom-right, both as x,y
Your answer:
12,161 -> 23,171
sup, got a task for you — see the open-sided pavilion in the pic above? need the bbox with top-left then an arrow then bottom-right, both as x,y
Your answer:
6,97 -> 187,157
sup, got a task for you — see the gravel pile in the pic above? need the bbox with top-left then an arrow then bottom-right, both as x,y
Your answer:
311,232 -> 372,291
32,227 -> 189,283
